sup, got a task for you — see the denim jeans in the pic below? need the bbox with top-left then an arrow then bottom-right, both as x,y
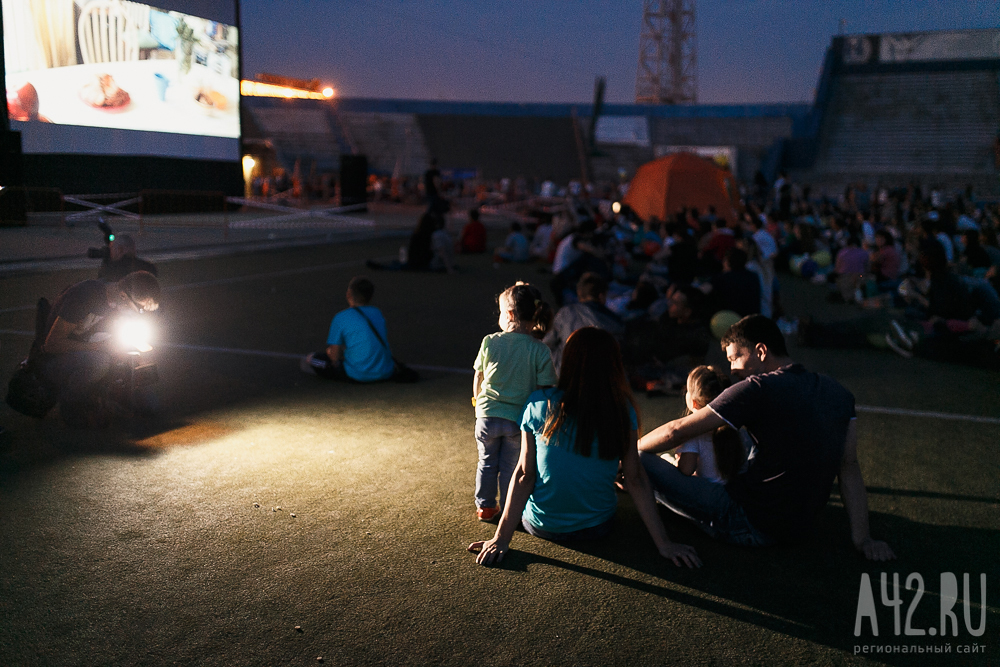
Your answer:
474,417 -> 521,511
639,451 -> 774,547
522,515 -> 614,542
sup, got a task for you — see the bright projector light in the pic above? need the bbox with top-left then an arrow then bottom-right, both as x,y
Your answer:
116,317 -> 153,353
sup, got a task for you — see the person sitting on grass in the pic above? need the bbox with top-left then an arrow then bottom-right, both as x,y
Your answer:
493,222 -> 530,264
706,246 -> 761,318
430,214 -> 457,274
457,207 -> 487,254
666,365 -> 748,484
868,229 -> 901,292
301,277 -> 396,383
528,213 -> 554,261
638,315 -> 895,561
960,229 -> 992,277
469,327 -> 700,568
543,272 -> 624,375
367,212 -> 455,273
832,234 -> 869,303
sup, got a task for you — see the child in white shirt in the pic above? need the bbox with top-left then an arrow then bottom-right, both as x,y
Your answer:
669,365 -> 748,484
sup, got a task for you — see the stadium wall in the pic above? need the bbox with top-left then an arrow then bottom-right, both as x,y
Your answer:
245,95 -> 807,184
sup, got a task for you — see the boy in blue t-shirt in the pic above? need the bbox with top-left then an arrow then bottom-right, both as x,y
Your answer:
301,277 -> 396,382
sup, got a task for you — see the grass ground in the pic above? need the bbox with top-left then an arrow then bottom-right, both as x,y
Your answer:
0,233 -> 997,666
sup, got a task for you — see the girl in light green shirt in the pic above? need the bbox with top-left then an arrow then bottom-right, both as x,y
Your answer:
472,283 -> 556,521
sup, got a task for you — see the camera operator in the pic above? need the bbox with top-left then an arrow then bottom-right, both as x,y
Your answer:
98,234 -> 158,282
37,271 -> 160,428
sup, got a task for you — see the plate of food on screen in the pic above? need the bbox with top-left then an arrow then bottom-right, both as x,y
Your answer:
79,74 -> 132,111
194,87 -> 228,114
7,83 -> 51,122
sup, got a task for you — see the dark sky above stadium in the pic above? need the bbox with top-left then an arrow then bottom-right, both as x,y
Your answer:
241,0 -> 1000,105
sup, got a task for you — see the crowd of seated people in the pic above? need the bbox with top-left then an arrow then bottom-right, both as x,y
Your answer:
539,176 -> 998,372
768,179 -> 1000,367
374,166 -> 1000,373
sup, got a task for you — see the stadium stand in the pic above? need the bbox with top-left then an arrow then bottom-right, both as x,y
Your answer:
338,112 -> 430,176
246,106 -> 349,173
812,71 -> 999,186
792,30 -> 1000,196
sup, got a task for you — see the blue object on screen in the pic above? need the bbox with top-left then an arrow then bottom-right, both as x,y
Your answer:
150,10 -> 177,50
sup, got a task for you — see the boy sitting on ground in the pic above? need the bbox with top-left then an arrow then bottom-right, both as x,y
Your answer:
302,277 -> 396,382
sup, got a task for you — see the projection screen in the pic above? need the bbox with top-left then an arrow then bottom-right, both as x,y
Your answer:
4,0 -> 239,160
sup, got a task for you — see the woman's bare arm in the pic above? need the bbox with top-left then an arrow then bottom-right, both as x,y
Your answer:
622,430 -> 701,568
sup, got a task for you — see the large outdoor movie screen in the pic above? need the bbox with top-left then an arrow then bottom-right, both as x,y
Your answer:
4,0 -> 239,160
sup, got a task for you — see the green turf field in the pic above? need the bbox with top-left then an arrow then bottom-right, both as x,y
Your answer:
1,233 -> 997,666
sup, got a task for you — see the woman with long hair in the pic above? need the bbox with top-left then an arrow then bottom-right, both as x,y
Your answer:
468,327 -> 700,567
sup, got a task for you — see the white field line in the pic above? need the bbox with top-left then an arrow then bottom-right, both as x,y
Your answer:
0,333 -> 473,377
164,258 -> 367,291
162,344 -> 474,375
163,343 -> 303,360
855,405 -> 1000,425
0,329 -> 995,424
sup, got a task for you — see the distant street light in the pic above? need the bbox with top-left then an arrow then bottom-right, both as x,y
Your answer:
242,155 -> 256,198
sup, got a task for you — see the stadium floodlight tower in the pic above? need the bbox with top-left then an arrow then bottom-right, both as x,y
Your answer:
635,0 -> 697,105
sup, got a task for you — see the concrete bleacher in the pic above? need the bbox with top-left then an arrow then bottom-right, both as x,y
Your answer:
247,106 -> 349,172
793,30 -> 1000,196
337,112 -> 430,176
812,70 -> 999,190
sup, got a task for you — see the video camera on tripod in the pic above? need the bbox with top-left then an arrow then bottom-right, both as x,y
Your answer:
86,218 -> 116,260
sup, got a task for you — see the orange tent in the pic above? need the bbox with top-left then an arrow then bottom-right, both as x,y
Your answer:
622,152 -> 740,226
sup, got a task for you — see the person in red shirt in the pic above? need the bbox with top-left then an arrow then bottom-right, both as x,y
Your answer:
702,218 -> 736,266
458,207 -> 487,254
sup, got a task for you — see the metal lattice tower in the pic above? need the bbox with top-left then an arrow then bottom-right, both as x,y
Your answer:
635,0 -> 697,105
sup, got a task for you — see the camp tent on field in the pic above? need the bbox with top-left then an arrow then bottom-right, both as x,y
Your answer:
622,152 -> 740,226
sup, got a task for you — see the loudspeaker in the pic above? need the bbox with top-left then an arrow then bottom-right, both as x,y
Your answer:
0,132 -> 27,225
0,132 -> 24,186
340,154 -> 368,209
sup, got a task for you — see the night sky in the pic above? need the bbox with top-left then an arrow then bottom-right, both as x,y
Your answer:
241,0 -> 1000,105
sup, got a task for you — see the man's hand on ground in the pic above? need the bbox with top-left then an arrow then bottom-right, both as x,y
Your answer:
659,542 -> 702,568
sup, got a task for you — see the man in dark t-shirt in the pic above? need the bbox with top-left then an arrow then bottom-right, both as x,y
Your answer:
37,271 -> 161,427
638,315 -> 895,561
